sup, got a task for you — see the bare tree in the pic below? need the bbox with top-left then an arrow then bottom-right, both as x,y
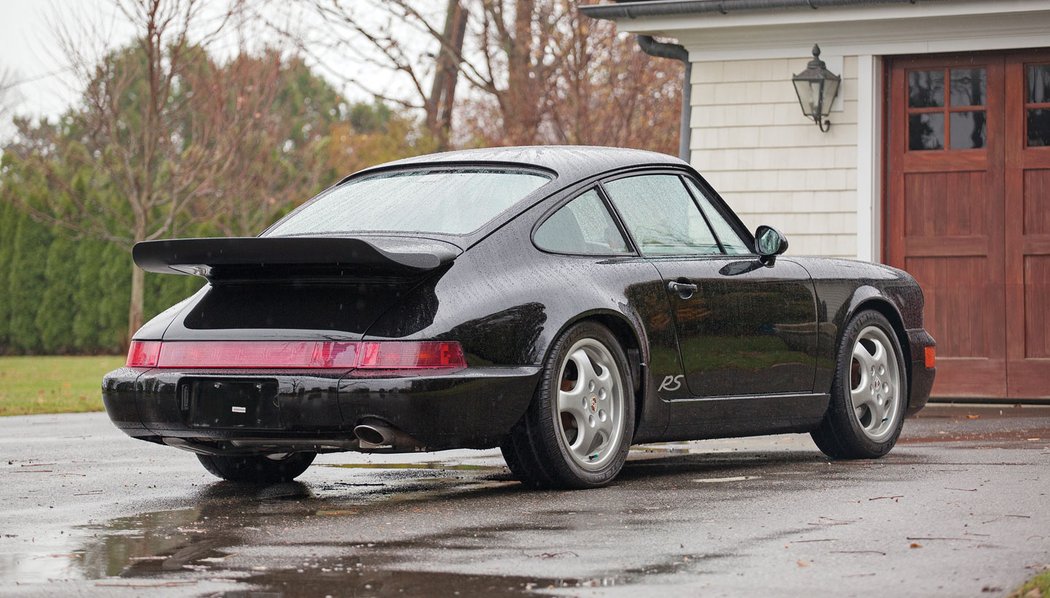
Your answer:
426,1 -> 468,144
270,0 -> 679,151
204,52 -> 343,237
251,0 -> 471,148
14,0 -> 276,341
0,67 -> 20,137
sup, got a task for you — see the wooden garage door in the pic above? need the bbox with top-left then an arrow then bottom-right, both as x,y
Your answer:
887,50 -> 1050,399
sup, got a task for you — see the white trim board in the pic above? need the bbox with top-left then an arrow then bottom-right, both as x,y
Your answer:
855,54 -> 881,262
612,0 -> 1050,35
675,11 -> 1050,61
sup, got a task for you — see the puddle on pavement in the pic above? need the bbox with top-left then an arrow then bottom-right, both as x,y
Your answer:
4,445 -> 924,593
54,479 -> 729,597
230,552 -> 729,597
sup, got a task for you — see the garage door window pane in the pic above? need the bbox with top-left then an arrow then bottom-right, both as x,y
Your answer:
949,111 -> 986,149
604,175 -> 719,255
1029,110 -> 1050,147
683,178 -> 752,255
950,68 -> 986,106
909,113 -> 945,150
908,70 -> 944,108
534,189 -> 631,255
1028,65 -> 1050,103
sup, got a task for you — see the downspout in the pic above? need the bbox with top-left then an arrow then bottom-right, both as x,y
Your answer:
637,35 -> 691,161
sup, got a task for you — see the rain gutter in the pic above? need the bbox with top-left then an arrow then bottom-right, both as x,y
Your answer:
635,35 -> 692,161
579,0 -> 927,20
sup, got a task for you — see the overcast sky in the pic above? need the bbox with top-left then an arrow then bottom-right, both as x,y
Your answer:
0,1 -> 126,121
0,0 -> 413,137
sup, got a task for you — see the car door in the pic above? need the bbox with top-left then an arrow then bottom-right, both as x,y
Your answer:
602,172 -> 818,398
532,185 -> 691,439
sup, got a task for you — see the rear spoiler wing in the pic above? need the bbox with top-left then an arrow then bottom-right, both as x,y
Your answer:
133,236 -> 462,281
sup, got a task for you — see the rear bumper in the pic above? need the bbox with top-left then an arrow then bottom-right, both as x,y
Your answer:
103,366 -> 540,454
906,329 -> 936,416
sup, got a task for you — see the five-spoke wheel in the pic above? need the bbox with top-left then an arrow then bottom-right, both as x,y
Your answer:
812,310 -> 908,459
555,338 -> 626,471
848,325 -> 902,442
501,322 -> 634,488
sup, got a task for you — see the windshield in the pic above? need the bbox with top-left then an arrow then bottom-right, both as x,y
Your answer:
267,168 -> 551,236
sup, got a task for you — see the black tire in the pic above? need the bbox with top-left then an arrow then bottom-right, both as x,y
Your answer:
812,310 -> 908,459
503,321 -> 635,489
197,452 -> 316,483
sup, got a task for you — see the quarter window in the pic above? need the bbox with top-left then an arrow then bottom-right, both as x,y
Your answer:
534,189 -> 631,255
603,174 -> 720,256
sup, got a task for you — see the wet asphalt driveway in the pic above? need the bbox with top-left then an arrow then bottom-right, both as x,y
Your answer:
1,405 -> 1048,597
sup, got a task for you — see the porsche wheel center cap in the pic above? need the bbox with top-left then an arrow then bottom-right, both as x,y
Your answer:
589,396 -> 598,412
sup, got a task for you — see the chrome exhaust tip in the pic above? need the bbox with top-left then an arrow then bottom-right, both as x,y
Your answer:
353,422 -> 390,446
353,418 -> 425,451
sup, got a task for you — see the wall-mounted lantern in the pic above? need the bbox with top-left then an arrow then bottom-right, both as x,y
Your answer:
792,44 -> 841,132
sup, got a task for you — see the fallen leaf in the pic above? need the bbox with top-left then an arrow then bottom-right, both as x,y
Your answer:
797,560 -> 810,568
910,543 -> 923,549
966,415 -> 980,420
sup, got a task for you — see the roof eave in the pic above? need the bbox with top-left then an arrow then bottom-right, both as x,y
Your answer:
579,0 -> 932,21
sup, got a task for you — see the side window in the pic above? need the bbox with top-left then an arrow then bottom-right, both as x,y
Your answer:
683,178 -> 753,255
603,174 -> 720,255
534,189 -> 631,255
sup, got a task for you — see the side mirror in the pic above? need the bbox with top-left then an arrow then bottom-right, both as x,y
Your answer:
755,225 -> 789,265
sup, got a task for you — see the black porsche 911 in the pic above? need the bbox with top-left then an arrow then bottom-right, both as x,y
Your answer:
103,146 -> 936,488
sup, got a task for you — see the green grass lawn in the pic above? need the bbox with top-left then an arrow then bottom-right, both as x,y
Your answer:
1010,570 -> 1050,598
0,355 -> 124,416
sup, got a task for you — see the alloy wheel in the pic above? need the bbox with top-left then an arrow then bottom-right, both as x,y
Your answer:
555,338 -> 626,470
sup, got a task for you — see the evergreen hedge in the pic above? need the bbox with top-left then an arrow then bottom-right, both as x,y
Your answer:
0,206 -> 202,355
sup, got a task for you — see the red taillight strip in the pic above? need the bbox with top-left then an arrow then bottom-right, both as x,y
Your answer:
126,340 -> 466,370
357,341 -> 466,369
126,340 -> 161,368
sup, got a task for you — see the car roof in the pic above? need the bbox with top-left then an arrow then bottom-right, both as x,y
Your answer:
285,146 -> 698,250
354,145 -> 687,184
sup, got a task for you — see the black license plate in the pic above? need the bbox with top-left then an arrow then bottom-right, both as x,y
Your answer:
181,379 -> 280,429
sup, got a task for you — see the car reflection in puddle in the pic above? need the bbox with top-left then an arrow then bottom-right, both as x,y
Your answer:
67,448 -> 866,595
76,486 -> 724,597
72,467 -> 555,595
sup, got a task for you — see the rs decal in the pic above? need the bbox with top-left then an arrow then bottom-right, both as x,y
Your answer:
658,375 -> 684,393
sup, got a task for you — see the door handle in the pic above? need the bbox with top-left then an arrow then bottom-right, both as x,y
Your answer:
668,280 -> 698,299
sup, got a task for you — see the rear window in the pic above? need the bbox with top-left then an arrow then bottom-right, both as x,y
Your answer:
268,169 -> 551,236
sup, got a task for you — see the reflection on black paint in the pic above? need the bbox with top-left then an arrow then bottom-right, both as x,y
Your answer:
183,283 -> 403,333
718,260 -> 766,277
656,258 -> 817,397
446,303 -> 547,365
624,280 -> 681,380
